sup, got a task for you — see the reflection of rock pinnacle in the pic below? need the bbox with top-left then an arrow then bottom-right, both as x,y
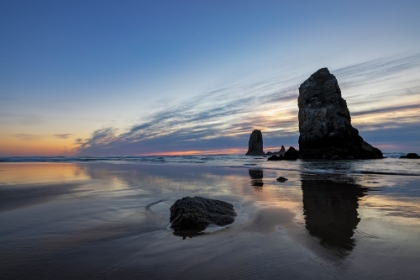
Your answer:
301,175 -> 366,256
249,169 -> 264,188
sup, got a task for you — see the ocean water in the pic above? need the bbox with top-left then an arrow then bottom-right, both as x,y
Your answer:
0,152 -> 418,176
1,155 -> 420,279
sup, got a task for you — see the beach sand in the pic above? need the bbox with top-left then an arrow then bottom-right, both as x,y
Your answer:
1,162 -> 420,279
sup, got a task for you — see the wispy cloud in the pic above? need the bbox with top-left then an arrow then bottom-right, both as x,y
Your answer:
14,133 -> 73,142
53,133 -> 72,139
351,104 -> 420,117
75,53 -> 420,155
15,133 -> 42,141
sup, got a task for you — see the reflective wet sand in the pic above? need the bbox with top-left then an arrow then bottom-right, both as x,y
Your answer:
0,163 -> 419,279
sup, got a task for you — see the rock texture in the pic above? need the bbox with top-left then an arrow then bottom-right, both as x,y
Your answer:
170,196 -> 237,233
245,130 -> 265,156
267,146 -> 299,161
298,68 -> 383,159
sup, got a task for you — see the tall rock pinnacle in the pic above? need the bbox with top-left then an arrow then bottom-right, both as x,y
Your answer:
298,68 -> 383,159
245,130 -> 265,156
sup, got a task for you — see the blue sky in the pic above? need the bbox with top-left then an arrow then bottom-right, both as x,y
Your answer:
1,0 -> 420,156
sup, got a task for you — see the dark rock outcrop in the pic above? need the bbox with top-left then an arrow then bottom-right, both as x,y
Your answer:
284,146 -> 299,159
170,196 -> 237,233
245,130 -> 264,156
276,176 -> 288,182
267,155 -> 278,161
400,153 -> 420,159
267,146 -> 299,161
265,145 -> 286,156
298,68 -> 383,159
279,145 -> 286,154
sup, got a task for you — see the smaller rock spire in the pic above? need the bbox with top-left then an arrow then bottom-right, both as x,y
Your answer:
245,130 -> 265,156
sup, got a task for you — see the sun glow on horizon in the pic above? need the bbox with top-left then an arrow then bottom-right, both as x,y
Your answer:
0,136 -> 77,157
139,148 -> 248,156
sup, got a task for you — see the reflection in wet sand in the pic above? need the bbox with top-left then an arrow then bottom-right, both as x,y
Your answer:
249,169 -> 264,188
301,174 -> 367,256
2,163 -> 420,279
0,163 -> 89,185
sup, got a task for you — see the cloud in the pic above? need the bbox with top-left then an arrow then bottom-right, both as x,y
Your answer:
15,133 -> 73,142
53,133 -> 72,139
351,103 -> 420,118
360,123 -> 420,149
76,128 -> 117,150
15,133 -> 42,141
333,53 -> 420,104
75,53 -> 420,155
15,133 -> 74,141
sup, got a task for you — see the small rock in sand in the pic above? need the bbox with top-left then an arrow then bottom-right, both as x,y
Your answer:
170,196 -> 237,233
276,177 -> 288,182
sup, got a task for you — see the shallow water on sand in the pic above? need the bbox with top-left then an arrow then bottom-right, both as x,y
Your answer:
0,162 -> 420,279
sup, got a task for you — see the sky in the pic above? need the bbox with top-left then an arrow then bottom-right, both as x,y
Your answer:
1,0 -> 420,156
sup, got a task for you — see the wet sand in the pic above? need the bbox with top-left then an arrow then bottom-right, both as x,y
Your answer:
1,162 -> 420,279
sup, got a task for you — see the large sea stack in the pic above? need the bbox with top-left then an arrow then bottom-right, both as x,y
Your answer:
298,68 -> 383,159
245,130 -> 265,156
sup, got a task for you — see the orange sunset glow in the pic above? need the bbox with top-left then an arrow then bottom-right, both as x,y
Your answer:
0,136 -> 76,157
